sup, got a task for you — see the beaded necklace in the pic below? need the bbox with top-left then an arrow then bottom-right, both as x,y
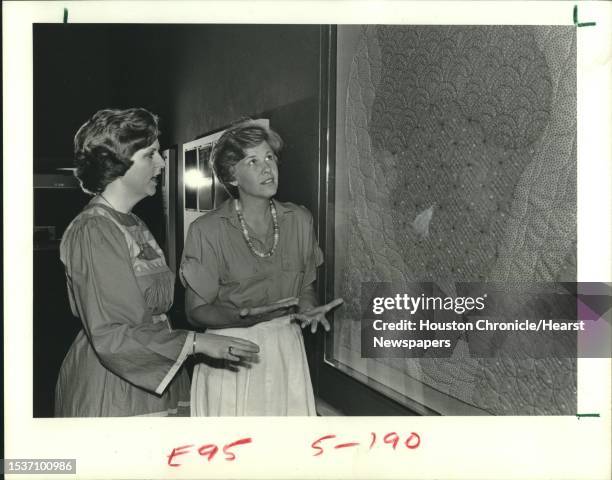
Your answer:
235,199 -> 279,258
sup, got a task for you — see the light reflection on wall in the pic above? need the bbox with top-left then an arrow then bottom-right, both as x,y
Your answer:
184,169 -> 213,190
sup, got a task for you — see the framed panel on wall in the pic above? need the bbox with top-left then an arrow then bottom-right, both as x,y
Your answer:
317,25 -> 577,416
182,131 -> 225,241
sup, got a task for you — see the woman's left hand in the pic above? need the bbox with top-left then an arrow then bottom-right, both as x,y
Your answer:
294,298 -> 344,333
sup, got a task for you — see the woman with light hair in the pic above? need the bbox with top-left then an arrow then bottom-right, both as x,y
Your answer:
181,120 -> 342,416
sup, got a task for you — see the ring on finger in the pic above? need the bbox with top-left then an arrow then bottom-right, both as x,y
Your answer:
228,346 -> 234,356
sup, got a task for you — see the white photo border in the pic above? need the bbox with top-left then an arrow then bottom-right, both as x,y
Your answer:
4,1 -> 611,479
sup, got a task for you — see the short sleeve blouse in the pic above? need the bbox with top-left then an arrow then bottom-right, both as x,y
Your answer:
180,199 -> 323,312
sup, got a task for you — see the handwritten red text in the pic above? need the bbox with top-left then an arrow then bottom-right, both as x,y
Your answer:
312,432 -> 421,457
167,438 -> 252,467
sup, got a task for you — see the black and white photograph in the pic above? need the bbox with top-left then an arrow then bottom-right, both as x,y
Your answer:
4,1 -> 611,479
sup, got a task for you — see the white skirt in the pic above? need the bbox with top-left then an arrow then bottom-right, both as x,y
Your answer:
190,316 -> 316,416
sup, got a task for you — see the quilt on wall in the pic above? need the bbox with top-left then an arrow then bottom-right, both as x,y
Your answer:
332,26 -> 576,415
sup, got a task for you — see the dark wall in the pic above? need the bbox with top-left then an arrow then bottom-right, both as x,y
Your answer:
164,25 -> 320,146
34,24 -> 177,172
34,25 -> 114,170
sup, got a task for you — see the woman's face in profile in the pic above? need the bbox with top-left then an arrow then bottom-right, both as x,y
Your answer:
121,139 -> 164,199
231,141 -> 279,200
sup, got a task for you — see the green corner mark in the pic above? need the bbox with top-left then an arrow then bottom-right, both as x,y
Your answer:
573,5 -> 596,27
63,8 -> 68,24
576,413 -> 600,419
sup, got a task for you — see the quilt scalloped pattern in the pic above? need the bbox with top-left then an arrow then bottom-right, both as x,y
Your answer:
336,25 -> 576,415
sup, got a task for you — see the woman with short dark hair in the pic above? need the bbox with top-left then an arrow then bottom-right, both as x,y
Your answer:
55,108 -> 259,417
181,120 -> 342,416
